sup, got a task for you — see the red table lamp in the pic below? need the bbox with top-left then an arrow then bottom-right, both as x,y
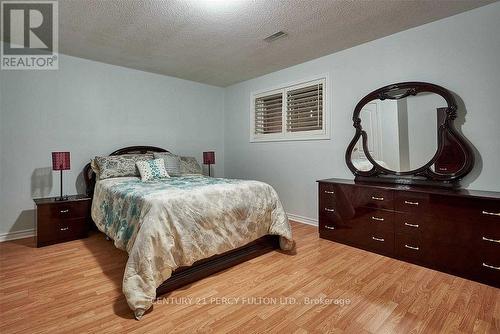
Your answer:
203,151 -> 215,177
52,152 -> 70,201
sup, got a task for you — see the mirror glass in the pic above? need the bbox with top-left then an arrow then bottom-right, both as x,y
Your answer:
351,137 -> 374,171
359,92 -> 447,172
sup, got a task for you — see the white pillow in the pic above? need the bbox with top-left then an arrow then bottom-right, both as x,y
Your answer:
136,159 -> 170,181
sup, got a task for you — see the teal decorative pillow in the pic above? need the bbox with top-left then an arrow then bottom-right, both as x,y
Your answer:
153,152 -> 181,176
136,159 -> 170,181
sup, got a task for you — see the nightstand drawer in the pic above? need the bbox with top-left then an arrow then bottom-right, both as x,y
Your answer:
37,218 -> 88,246
39,201 -> 90,220
57,218 -> 88,239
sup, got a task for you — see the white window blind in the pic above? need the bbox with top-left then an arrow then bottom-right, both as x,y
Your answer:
251,77 -> 328,142
254,92 -> 283,135
286,82 -> 323,133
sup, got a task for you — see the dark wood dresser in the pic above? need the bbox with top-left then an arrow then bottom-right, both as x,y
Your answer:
318,178 -> 500,287
34,195 -> 91,247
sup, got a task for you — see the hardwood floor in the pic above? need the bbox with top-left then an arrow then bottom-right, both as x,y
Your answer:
0,221 -> 498,333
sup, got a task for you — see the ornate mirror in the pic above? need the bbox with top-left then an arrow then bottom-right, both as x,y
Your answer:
346,82 -> 474,187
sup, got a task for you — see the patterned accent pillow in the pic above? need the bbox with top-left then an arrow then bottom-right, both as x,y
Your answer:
153,152 -> 181,176
136,159 -> 170,181
180,156 -> 203,175
94,154 -> 153,180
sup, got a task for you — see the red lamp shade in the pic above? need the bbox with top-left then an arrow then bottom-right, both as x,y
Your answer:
203,151 -> 215,165
52,152 -> 71,170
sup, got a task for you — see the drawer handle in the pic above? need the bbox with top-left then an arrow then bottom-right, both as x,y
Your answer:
60,227 -> 69,231
404,201 -> 419,206
324,225 -> 335,230
482,263 -> 500,270
482,210 -> 500,217
404,222 -> 419,228
372,236 -> 384,242
371,216 -> 384,222
324,191 -> 335,195
324,208 -> 335,212
404,244 -> 419,251
371,196 -> 384,201
482,236 -> 500,244
60,209 -> 70,213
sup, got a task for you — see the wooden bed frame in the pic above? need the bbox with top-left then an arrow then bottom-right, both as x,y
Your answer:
83,146 -> 280,297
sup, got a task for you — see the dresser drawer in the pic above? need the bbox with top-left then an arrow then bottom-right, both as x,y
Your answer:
394,213 -> 427,236
475,260 -> 500,287
319,183 -> 337,201
38,200 -> 90,220
476,203 -> 500,235
395,234 -> 429,264
360,209 -> 394,234
470,240 -> 500,287
363,230 -> 394,255
429,196 -> 500,221
319,216 -> 366,244
475,218 -> 500,245
395,191 -> 430,213
359,187 -> 394,210
318,215 -> 338,232
478,204 -> 500,221
478,235 -> 500,263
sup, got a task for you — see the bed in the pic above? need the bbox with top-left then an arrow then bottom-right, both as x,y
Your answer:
83,146 -> 294,319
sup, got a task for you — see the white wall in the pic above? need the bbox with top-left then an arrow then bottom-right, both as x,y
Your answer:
224,3 -> 500,223
0,53 -> 224,235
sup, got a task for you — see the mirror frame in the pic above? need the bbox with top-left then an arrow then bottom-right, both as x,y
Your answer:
345,81 -> 474,187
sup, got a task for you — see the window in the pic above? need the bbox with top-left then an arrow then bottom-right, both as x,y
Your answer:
254,91 -> 283,135
251,77 -> 328,142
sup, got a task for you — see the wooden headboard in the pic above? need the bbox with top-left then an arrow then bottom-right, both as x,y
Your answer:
83,146 -> 169,197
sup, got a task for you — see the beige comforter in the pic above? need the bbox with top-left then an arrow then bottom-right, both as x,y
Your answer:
91,176 -> 294,319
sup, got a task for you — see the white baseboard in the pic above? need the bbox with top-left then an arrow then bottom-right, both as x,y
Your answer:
0,229 -> 35,242
287,213 -> 318,226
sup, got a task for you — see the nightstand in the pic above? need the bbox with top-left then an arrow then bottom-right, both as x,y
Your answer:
34,195 -> 91,247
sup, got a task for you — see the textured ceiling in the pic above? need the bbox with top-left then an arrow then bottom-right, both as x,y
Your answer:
50,0 -> 497,86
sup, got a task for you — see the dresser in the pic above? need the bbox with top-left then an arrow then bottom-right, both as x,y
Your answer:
318,178 -> 500,287
34,195 -> 91,247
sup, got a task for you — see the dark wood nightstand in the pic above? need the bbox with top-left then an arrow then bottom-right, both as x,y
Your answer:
34,195 -> 92,247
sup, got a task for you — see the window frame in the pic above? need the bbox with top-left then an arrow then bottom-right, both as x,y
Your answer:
250,75 -> 330,142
